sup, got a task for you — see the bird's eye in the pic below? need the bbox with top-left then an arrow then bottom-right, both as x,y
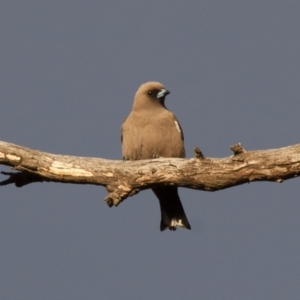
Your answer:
148,91 -> 152,95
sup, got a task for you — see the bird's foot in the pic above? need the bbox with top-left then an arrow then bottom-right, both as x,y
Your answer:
122,156 -> 133,161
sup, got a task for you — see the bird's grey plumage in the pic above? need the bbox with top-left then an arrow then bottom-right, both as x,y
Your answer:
121,81 -> 191,231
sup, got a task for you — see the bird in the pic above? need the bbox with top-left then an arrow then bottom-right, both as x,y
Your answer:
121,81 -> 191,231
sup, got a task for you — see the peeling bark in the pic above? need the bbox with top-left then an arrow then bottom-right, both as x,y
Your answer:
1,140 -> 300,206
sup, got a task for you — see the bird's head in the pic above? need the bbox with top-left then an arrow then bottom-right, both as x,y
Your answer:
133,81 -> 170,110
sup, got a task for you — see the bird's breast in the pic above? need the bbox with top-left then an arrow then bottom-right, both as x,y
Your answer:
122,112 -> 185,160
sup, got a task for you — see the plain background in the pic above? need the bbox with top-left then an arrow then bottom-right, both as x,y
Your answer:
1,1 -> 300,299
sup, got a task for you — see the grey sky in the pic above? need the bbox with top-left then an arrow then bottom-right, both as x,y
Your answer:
1,1 -> 300,299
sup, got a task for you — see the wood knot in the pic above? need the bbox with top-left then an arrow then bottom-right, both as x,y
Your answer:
230,143 -> 246,155
194,147 -> 204,159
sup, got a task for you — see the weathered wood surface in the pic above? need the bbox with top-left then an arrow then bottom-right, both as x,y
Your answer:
1,140 -> 300,206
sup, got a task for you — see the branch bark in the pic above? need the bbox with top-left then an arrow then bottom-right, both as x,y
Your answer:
1,140 -> 300,206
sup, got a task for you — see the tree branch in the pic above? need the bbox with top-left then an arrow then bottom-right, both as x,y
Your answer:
1,140 -> 300,206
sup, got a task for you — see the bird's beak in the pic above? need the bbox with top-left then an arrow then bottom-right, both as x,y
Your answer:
157,89 -> 170,99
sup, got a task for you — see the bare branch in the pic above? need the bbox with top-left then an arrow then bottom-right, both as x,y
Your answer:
1,140 -> 300,206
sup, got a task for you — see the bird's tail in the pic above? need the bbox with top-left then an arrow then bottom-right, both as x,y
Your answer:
152,187 -> 191,231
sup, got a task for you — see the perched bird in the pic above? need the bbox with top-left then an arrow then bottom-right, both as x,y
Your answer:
121,81 -> 191,231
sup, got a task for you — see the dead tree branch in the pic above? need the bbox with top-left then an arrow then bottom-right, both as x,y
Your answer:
1,140 -> 300,206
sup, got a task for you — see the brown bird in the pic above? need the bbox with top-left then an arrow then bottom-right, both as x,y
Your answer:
121,81 -> 191,231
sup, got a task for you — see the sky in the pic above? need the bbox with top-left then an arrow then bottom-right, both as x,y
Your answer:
1,1 -> 300,299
